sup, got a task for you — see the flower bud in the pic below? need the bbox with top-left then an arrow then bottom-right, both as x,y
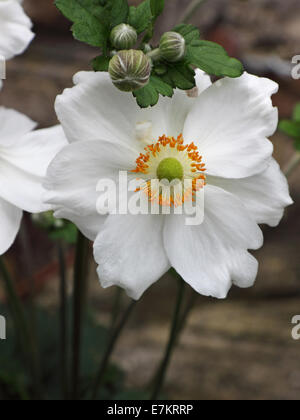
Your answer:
109,50 -> 151,92
159,31 -> 186,63
110,24 -> 138,50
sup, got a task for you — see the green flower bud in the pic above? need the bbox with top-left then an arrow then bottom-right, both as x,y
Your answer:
109,50 -> 151,92
159,31 -> 186,63
110,24 -> 138,50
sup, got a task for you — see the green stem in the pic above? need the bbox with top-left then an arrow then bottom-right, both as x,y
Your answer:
71,231 -> 89,400
284,151 -> 300,177
181,0 -> 206,24
110,288 -> 123,330
151,278 -> 186,400
0,257 -> 29,352
147,48 -> 162,62
176,290 -> 198,341
0,257 -> 42,400
19,221 -> 42,399
147,288 -> 197,392
91,299 -> 137,400
57,241 -> 68,400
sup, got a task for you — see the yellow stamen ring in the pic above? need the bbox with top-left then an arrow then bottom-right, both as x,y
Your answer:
132,134 -> 206,207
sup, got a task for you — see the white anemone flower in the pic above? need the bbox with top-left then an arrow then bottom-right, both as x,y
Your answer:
0,107 -> 67,254
0,0 -> 34,60
44,70 -> 293,300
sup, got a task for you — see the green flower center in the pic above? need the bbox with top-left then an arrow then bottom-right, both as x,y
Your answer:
157,158 -> 184,182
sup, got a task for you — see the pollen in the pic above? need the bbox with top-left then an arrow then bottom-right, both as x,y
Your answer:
132,134 -> 206,207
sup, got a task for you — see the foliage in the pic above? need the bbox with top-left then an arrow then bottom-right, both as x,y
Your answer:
55,0 -> 244,108
279,102 -> 300,150
0,303 -> 142,400
32,211 -> 78,245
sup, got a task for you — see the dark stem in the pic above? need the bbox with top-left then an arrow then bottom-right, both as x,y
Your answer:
284,151 -> 300,177
176,290 -> 198,341
147,287 -> 197,392
19,221 -> 42,400
180,0 -> 206,24
151,278 -> 186,400
110,288 -> 123,330
0,257 -> 43,400
91,299 -> 137,400
0,257 -> 29,353
57,240 -> 68,400
71,231 -> 89,400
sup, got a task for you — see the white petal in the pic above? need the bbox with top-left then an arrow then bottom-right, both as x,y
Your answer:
0,114 -> 66,213
55,71 -> 210,150
0,198 -> 22,255
0,0 -> 34,60
140,69 -> 212,138
229,250 -> 258,289
55,71 -> 144,148
1,124 -> 67,177
0,157 -> 47,213
94,213 -> 170,300
44,139 -> 137,216
0,107 -> 36,142
163,184 -> 263,298
53,208 -> 106,241
195,69 -> 212,93
183,73 -> 278,178
208,159 -> 293,227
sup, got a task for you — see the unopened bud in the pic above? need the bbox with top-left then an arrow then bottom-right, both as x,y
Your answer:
109,50 -> 151,92
110,24 -> 138,50
159,31 -> 186,63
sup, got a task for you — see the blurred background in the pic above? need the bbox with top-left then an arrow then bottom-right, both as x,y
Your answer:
0,0 -> 300,400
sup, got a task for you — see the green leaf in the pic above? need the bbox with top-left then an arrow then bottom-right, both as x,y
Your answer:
110,0 -> 129,27
153,61 -> 195,92
186,40 -> 244,78
150,0 -> 165,18
292,103 -> 300,123
55,0 -> 110,48
174,24 -> 242,79
133,75 -> 174,108
133,81 -> 159,108
154,63 -> 168,75
133,61 -> 196,108
166,62 -> 196,90
279,103 -> 300,151
150,75 -> 173,97
173,23 -> 200,45
279,120 -> 300,139
159,71 -> 174,88
128,0 -> 152,34
56,0 -> 107,21
70,21 -> 108,47
138,0 -> 164,43
92,55 -> 110,71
